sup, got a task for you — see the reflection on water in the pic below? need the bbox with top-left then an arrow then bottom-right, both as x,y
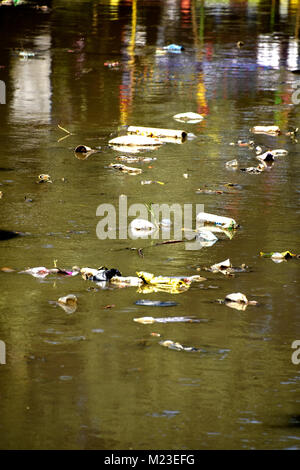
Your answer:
0,0 -> 300,451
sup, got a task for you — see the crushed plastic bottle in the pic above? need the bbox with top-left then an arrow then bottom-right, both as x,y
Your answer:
196,212 -> 238,229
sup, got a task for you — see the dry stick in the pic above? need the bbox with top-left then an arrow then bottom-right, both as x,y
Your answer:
57,124 -> 72,134
57,124 -> 74,143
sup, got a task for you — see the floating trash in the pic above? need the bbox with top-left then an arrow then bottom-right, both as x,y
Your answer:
129,218 -> 157,238
196,212 -> 238,229
57,294 -> 78,314
116,155 -> 156,163
159,340 -> 200,352
250,125 -> 281,136
0,266 -> 15,272
81,266 -> 121,282
141,180 -> 165,185
108,134 -> 163,149
136,271 -> 191,293
74,145 -> 98,160
195,230 -> 218,247
218,292 -> 258,311
229,140 -> 255,148
108,163 -> 142,175
111,276 -> 144,287
127,125 -> 187,143
20,266 -> 80,278
256,151 -> 276,162
225,159 -> 239,168
196,188 -> 224,195
240,163 -> 266,174
260,251 -> 298,263
135,300 -> 178,307
173,112 -> 203,124
204,259 -> 249,276
134,316 -> 200,324
37,174 -> 52,184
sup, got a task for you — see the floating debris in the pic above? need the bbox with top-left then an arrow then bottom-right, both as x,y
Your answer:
108,134 -> 163,149
74,145 -> 98,159
240,163 -> 266,174
129,218 -> 157,238
159,340 -> 200,352
116,155 -> 156,163
260,251 -> 298,263
141,180 -> 165,185
108,163 -> 142,175
195,230 -> 218,247
251,125 -> 281,136
229,140 -> 255,149
203,259 -> 249,276
173,112 -> 203,123
218,292 -> 258,311
57,294 -> 78,314
37,174 -> 52,184
195,188 -> 224,195
196,212 -> 238,229
80,266 -> 121,282
256,151 -> 276,162
0,266 -> 15,272
127,125 -> 187,143
135,300 -> 178,307
136,271 -> 190,293
225,159 -> 239,168
134,316 -> 200,324
111,276 -> 144,287
20,266 -> 80,278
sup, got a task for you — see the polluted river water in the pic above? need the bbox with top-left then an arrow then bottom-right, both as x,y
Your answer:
0,0 -> 300,450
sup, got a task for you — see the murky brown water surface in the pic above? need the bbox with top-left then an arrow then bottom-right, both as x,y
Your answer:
0,0 -> 300,450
